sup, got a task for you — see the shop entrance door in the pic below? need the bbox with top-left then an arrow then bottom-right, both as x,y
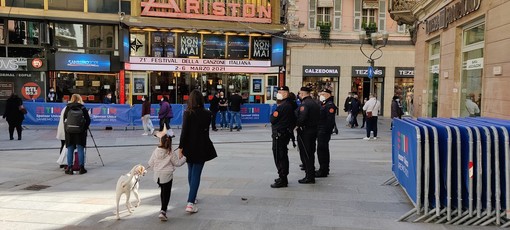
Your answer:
352,77 -> 384,116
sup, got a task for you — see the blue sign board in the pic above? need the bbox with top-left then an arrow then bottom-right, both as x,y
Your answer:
55,52 -> 111,72
367,66 -> 374,79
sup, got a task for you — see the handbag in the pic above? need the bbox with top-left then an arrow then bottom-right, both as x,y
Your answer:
19,105 -> 27,114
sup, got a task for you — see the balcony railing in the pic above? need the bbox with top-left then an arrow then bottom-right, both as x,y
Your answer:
388,0 -> 418,25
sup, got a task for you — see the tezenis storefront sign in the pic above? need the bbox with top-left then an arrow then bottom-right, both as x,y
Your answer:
141,0 -> 272,23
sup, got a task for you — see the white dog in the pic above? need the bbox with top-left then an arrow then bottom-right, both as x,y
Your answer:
115,164 -> 147,219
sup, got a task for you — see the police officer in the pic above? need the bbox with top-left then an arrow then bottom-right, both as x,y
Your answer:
296,86 -> 320,184
316,88 -> 337,177
270,86 -> 296,188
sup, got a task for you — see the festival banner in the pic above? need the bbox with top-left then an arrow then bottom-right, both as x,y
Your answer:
227,36 -> 249,59
251,37 -> 271,59
178,33 -> 201,57
202,35 -> 226,59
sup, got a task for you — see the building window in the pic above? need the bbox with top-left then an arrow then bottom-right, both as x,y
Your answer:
6,0 -> 44,9
8,20 -> 40,45
88,0 -> 119,14
49,0 -> 84,12
398,24 -> 408,34
428,39 -> 440,117
460,21 -> 484,117
54,23 -> 84,50
317,7 -> 331,23
362,9 -> 377,26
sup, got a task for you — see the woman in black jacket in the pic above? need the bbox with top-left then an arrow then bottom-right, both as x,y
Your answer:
179,89 -> 217,213
63,94 -> 91,175
3,93 -> 25,140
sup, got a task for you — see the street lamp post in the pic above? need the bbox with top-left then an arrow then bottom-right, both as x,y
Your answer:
359,31 -> 389,96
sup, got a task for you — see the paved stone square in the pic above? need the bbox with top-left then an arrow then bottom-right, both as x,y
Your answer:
0,118 -> 495,229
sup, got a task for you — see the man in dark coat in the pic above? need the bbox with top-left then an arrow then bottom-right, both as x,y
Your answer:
209,92 -> 220,131
349,95 -> 361,128
270,86 -> 296,188
158,96 -> 173,136
296,86 -> 320,184
63,94 -> 91,175
228,90 -> 243,131
3,93 -> 25,140
316,88 -> 337,177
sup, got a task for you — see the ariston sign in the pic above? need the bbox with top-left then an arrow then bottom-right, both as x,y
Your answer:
141,0 -> 272,23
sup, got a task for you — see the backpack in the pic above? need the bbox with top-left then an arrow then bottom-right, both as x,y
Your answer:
65,106 -> 85,134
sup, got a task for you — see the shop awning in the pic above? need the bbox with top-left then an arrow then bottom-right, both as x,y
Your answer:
123,16 -> 286,34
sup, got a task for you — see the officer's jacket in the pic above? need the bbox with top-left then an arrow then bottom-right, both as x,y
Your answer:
319,98 -> 337,131
296,96 -> 320,130
271,99 -> 296,133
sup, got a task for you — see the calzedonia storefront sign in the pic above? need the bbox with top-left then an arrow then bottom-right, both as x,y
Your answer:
426,0 -> 481,34
302,66 -> 340,77
141,0 -> 272,23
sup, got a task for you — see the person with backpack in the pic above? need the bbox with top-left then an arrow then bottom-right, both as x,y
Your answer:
63,94 -> 91,175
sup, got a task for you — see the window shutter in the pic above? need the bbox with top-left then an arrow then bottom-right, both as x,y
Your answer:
309,0 -> 317,30
354,0 -> 361,31
333,0 -> 342,31
378,0 -> 386,31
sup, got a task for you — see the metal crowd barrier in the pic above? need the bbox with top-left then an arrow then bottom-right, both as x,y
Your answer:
389,117 -> 510,227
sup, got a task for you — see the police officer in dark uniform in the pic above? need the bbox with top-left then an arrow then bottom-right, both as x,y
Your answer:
296,86 -> 320,184
316,88 -> 337,177
270,86 -> 296,188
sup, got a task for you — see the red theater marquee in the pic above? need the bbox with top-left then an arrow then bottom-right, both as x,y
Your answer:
141,0 -> 272,23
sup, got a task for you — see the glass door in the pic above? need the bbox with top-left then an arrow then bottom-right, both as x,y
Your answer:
428,39 -> 440,117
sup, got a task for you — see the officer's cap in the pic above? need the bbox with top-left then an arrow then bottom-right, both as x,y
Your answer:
278,86 -> 290,91
320,88 -> 332,94
300,86 -> 312,92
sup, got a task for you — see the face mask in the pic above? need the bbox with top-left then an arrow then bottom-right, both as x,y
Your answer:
396,99 -> 399,102
142,98 -> 146,101
107,96 -> 112,99
161,98 -> 164,102
319,95 -> 326,102
276,93 -> 283,100
220,96 -> 224,98
50,90 -> 55,92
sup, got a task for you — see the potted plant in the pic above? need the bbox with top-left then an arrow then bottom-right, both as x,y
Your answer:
362,22 -> 378,36
317,21 -> 331,41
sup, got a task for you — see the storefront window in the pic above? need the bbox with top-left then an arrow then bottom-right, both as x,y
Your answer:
394,78 -> 414,116
7,47 -> 41,58
8,20 -> 40,45
49,0 -> 84,12
460,22 -> 484,117
54,23 -> 84,49
88,0 -> 119,13
6,0 -> 44,9
57,72 -> 117,103
130,33 -> 147,57
428,40 -> 440,117
303,77 -> 337,98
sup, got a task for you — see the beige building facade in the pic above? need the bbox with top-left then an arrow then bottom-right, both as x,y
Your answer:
286,0 -> 415,117
392,0 -> 510,118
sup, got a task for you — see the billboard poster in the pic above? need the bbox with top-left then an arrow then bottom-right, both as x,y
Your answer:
164,33 -> 175,57
271,37 -> 284,66
251,37 -> 271,59
227,36 -> 249,59
178,33 -> 201,57
202,35 -> 226,59
55,53 -> 110,72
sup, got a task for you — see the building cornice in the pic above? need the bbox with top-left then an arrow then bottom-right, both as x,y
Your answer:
0,7 -> 121,24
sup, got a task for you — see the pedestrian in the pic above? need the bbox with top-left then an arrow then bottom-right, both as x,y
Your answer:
3,93 -> 25,140
270,86 -> 296,188
103,92 -> 113,104
141,95 -> 155,135
63,94 -> 91,174
465,93 -> 480,117
349,95 -> 361,128
158,96 -> 174,137
296,86 -> 320,184
343,92 -> 352,127
47,87 -> 58,102
390,95 -> 403,130
56,105 -> 67,168
362,94 -> 381,140
360,98 -> 368,128
228,90 -> 243,131
148,134 -> 186,221
178,89 -> 217,213
209,91 -> 220,131
316,88 -> 337,178
218,91 -> 228,129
